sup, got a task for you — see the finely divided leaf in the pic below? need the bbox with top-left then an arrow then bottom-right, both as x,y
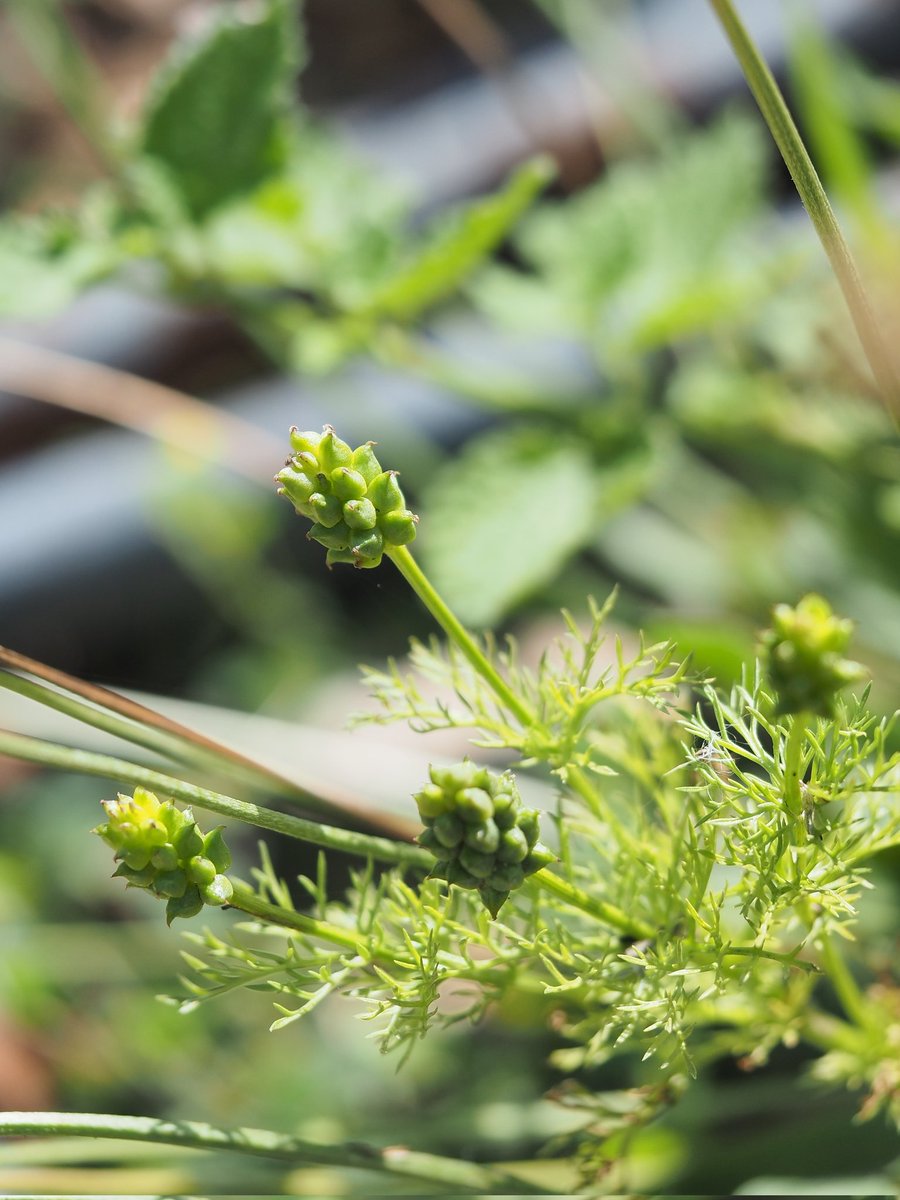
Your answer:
140,0 -> 304,219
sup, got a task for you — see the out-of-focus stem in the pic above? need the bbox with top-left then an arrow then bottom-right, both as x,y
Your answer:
708,0 -> 899,418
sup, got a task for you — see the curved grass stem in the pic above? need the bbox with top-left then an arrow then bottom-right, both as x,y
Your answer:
708,0 -> 899,418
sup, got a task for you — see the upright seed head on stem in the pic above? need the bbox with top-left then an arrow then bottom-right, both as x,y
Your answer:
761,594 -> 866,716
414,761 -> 555,917
276,426 -> 418,568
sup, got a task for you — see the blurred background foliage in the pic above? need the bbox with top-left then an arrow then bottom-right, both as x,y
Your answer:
0,0 -> 898,1193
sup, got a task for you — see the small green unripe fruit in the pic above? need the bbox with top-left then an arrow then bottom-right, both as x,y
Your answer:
95,791 -> 233,924
331,467 -> 368,502
459,847 -> 494,879
380,509 -> 418,546
498,826 -> 529,863
289,428 -> 321,456
415,783 -> 448,819
124,847 -> 153,871
446,862 -> 479,889
187,855 -> 217,886
201,874 -> 234,906
309,492 -> 343,528
317,427 -> 353,473
465,819 -> 499,854
492,863 -> 525,890
434,812 -> 465,848
417,827 -> 442,853
492,795 -> 517,829
343,498 -> 378,530
455,788 -> 494,824
517,810 -> 541,848
350,442 -> 381,483
523,844 -> 556,873
151,844 -> 179,872
325,547 -> 357,567
292,450 -> 321,480
350,528 -> 384,565
368,470 -> 404,513
277,469 -> 316,511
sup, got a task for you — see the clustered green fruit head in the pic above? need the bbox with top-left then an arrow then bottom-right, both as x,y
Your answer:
276,426 -> 418,569
414,761 -> 555,918
762,594 -> 866,717
94,788 -> 233,925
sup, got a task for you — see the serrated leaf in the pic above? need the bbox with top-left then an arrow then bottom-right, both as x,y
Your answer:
351,156 -> 554,321
420,428 -> 619,626
140,0 -> 303,219
492,114 -> 768,353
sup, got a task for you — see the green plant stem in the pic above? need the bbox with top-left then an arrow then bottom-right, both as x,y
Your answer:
0,1112 -> 549,1195
228,881 -> 367,952
0,726 -> 645,936
387,545 -> 535,726
817,932 -> 870,1031
531,868 -> 652,938
0,729 -> 428,869
782,713 -> 809,818
708,0 -> 899,415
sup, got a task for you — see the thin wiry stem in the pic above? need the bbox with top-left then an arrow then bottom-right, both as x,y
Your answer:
0,728 -> 429,869
0,1112 -> 549,1195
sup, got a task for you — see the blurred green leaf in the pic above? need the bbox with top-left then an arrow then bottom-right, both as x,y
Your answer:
140,0 -> 303,219
351,157 -> 554,321
420,425 -> 650,625
201,130 -> 408,293
0,216 -> 118,318
473,113 -> 769,356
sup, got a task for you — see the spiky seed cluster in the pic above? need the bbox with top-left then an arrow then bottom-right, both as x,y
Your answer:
276,426 -> 418,569
762,594 -> 866,717
414,761 -> 555,917
94,788 -> 233,924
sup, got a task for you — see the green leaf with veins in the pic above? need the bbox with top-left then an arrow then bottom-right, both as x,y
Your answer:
140,0 -> 304,220
419,426 -> 651,626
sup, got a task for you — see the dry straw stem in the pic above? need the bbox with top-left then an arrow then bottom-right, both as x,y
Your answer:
0,335 -> 281,482
0,644 -> 415,839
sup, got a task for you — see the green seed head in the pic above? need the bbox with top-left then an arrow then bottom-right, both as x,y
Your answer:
762,594 -> 866,716
413,761 -> 554,916
279,428 -> 417,568
94,790 -> 233,923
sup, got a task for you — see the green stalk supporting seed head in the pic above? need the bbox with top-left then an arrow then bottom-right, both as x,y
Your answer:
276,426 -> 418,568
94,788 -> 233,924
761,593 -> 866,716
414,761 -> 555,917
